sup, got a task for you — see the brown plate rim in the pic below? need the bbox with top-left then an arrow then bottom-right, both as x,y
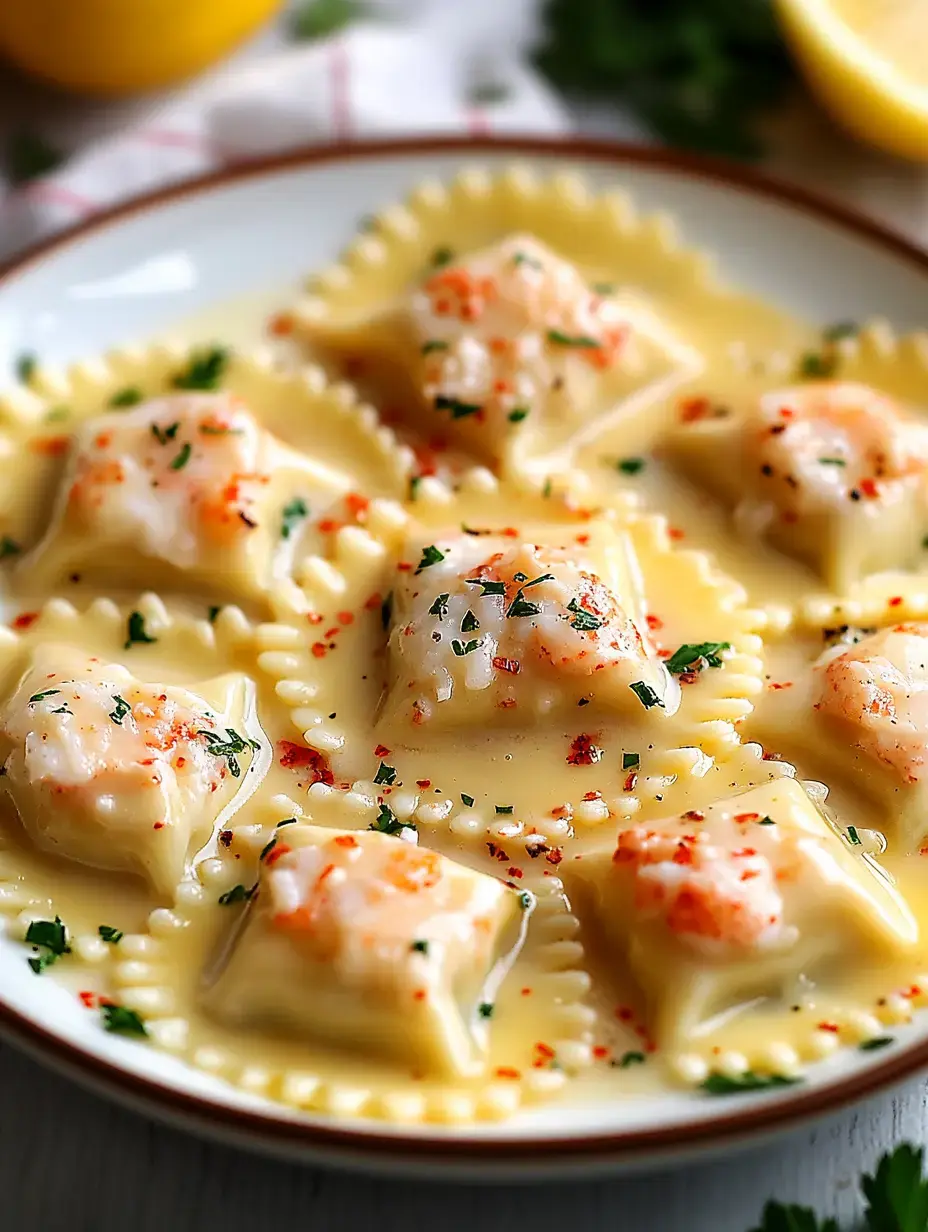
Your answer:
1,133 -> 927,1170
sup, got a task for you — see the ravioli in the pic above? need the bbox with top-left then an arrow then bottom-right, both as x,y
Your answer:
23,393 -> 353,603
566,778 -> 917,1045
0,644 -> 264,895
666,381 -> 928,591
202,824 -> 529,1077
307,234 -> 696,473
380,522 -> 678,734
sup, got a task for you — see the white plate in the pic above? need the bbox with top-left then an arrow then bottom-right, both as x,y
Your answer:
2,137 -> 928,1179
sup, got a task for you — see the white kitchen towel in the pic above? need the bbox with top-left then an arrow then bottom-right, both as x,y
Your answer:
0,10 -> 569,261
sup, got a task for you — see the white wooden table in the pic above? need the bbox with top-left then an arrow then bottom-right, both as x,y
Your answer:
4,36 -> 928,1232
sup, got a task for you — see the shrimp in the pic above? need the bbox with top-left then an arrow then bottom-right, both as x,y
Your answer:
413,235 -> 631,440
749,381 -> 928,517
65,394 -> 269,568
815,623 -> 928,783
612,820 -> 787,955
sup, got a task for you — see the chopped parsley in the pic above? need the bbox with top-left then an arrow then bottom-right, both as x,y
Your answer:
592,281 -> 615,295
466,578 -> 507,596
218,883 -> 256,906
170,441 -> 192,471
629,680 -> 664,709
44,407 -> 69,422
381,591 -> 393,631
369,802 -> 416,836
700,1071 -> 801,1096
0,536 -> 20,558
276,818 -> 297,828
102,1003 -> 149,1038
542,478 -> 553,499
823,320 -> 858,342
421,340 -> 448,355
108,695 -> 131,724
797,351 -> 836,380
280,497 -> 309,540
461,609 -> 480,633
846,825 -> 862,846
409,476 -> 422,500
197,727 -> 259,778
109,386 -> 142,408
518,891 -> 533,910
411,939 -> 429,954
51,705 -> 72,715
547,329 -> 599,348
434,394 -> 482,419
461,793 -> 475,808
495,805 -> 513,815
208,605 -> 222,622
622,752 -> 640,771
478,1002 -> 494,1018
429,593 -> 450,618
98,925 -> 124,944
150,421 -> 180,445
16,353 -> 36,384
430,246 -> 454,267
665,641 -> 731,674
28,689 -> 59,704
259,837 -> 278,862
508,408 -> 530,423
759,816 -> 776,826
506,593 -> 541,619
172,346 -> 229,391
617,457 -> 645,475
451,637 -> 482,656
124,611 -> 157,649
818,456 -> 846,467
415,544 -> 445,574
860,1036 -> 894,1052
25,917 -> 70,974
373,761 -> 397,785
566,597 -> 604,632
618,1050 -> 646,1068
513,252 -> 542,268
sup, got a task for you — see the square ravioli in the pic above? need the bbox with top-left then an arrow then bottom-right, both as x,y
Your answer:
0,644 -> 264,895
380,523 -> 678,734
312,234 -> 696,471
203,826 -> 529,1077
566,778 -> 916,1044
23,393 -> 353,602
666,381 -> 928,591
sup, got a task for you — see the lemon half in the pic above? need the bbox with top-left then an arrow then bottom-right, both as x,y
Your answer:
776,0 -> 928,161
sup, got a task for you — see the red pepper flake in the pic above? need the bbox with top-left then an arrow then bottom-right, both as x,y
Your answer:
889,596 -> 903,608
311,642 -> 327,658
533,1042 -> 555,1059
545,848 -> 563,866
682,809 -> 705,822
397,561 -> 412,572
623,771 -> 638,792
78,990 -> 97,1009
345,492 -> 369,520
268,312 -> 295,337
646,613 -> 663,631
507,866 -> 524,878
277,740 -> 335,785
317,518 -> 341,533
337,611 -> 355,626
364,593 -> 382,611
486,842 -> 509,862
265,842 -> 292,867
582,791 -> 602,801
902,984 -> 922,999
30,435 -> 69,456
679,396 -> 710,423
416,779 -> 431,789
12,611 -> 38,629
615,1006 -> 634,1022
567,733 -> 603,766
500,527 -> 519,538
816,1022 -> 840,1034
218,830 -> 233,848
668,527 -> 685,541
768,681 -> 793,690
495,1067 -> 521,1079
575,533 -> 590,545
413,989 -> 426,1002
859,478 -> 879,499
735,812 -> 760,824
678,670 -> 700,685
153,821 -> 165,830
334,835 -> 359,848
492,656 -> 521,675
324,627 -> 340,639
592,1046 -> 610,1060
373,744 -> 391,758
521,987 -> 532,996
307,612 -> 324,625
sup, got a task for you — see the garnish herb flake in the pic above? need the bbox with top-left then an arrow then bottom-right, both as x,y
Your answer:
0,536 -> 20,559
373,761 -> 397,785
415,544 -> 445,574
369,803 -> 416,836
461,793 -> 475,808
430,246 -> 454,268
151,421 -> 180,445
421,339 -> 448,355
846,825 -> 862,846
823,320 -> 858,343
547,329 -> 599,348
701,1071 -> 801,1096
29,689 -> 60,705
170,441 -> 192,471
618,1050 -> 646,1068
429,593 -> 450,618
124,611 -> 157,649
630,681 -> 664,709
495,805 -> 513,815
451,637 -> 482,656
110,386 -> 142,408
461,609 -> 480,633
172,346 -> 229,391
26,916 -> 71,973
280,497 -> 309,540
622,752 -> 640,771
98,925 -> 124,944
860,1036 -> 894,1051
102,1003 -> 149,1037
617,457 -> 645,475
218,883 -> 256,906
478,1002 -> 494,1018
109,695 -> 131,725
197,727 -> 258,778
411,939 -> 429,954
508,408 -> 530,423
665,641 -> 731,674
466,578 -> 507,596
434,394 -> 482,419
566,597 -> 604,632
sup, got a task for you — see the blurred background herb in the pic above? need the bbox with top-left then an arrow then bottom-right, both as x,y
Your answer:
534,0 -> 795,159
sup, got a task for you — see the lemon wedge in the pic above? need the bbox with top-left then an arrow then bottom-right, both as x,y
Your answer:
776,0 -> 928,161
0,0 -> 283,97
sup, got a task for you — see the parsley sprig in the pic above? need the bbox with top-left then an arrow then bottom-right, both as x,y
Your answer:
197,727 -> 260,778
25,917 -> 71,974
172,346 -> 228,391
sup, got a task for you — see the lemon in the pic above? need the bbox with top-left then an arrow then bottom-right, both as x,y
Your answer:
776,0 -> 928,161
0,0 -> 283,97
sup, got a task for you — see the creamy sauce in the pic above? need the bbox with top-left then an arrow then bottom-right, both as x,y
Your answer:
2,172 -> 927,1120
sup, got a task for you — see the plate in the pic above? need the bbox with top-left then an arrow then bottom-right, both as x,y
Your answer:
2,136 -> 928,1179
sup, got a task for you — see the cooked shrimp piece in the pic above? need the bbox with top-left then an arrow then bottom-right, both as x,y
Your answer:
413,235 -> 631,441
383,532 -> 677,729
612,823 -> 787,955
750,381 -> 928,517
815,623 -> 928,784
